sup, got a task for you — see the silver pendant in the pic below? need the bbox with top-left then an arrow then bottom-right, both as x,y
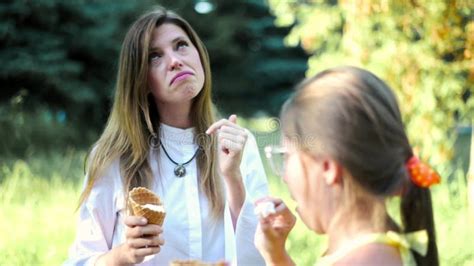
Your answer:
174,165 -> 186,178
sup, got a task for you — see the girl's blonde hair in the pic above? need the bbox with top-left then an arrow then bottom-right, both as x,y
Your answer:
281,66 -> 438,266
78,7 -> 224,219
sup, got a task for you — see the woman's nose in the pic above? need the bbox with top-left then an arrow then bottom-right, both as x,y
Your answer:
167,54 -> 183,71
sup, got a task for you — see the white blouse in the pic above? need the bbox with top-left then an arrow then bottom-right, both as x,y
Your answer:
65,123 -> 269,266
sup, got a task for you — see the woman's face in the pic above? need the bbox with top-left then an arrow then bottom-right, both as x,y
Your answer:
147,23 -> 205,105
282,137 -> 332,234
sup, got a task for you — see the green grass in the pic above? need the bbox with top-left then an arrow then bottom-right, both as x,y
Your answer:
0,151 -> 83,265
0,125 -> 473,265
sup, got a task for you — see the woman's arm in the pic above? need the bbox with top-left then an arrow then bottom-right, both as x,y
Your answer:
206,114 -> 252,228
224,171 -> 246,228
233,130 -> 270,265
65,169 -> 119,265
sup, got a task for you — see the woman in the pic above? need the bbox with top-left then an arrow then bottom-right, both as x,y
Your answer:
66,7 -> 268,265
255,66 -> 439,266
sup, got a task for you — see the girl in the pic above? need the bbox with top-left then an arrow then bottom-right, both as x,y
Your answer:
256,66 -> 439,266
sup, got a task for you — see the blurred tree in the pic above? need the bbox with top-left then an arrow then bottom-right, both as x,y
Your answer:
267,0 -> 474,167
469,125 -> 474,217
0,0 -> 154,154
0,0 -> 307,155
158,0 -> 308,115
0,0 -> 153,128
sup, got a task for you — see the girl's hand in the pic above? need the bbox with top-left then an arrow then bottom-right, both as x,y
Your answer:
254,197 -> 296,266
206,114 -> 248,183
119,216 -> 165,264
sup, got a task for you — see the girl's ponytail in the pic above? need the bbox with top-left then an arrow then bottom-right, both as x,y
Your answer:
401,156 -> 440,266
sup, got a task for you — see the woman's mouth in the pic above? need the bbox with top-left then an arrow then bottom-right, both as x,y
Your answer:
170,71 -> 193,85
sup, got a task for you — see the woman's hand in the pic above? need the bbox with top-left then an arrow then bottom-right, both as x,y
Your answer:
96,216 -> 164,266
206,114 -> 248,182
207,114 -> 248,227
121,216 -> 164,264
254,197 -> 296,266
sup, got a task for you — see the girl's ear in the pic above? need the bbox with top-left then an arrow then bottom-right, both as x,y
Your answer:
322,158 -> 343,186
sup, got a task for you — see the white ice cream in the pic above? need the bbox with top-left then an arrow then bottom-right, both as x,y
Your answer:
254,201 -> 276,218
143,203 -> 165,212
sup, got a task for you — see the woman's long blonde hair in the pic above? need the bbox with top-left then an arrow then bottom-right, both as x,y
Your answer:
78,7 -> 224,219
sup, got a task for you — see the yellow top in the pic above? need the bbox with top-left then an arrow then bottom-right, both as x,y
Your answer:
315,230 -> 428,266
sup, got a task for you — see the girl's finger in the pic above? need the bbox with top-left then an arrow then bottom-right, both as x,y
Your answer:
258,217 -> 275,235
254,196 -> 284,206
274,201 -> 289,213
273,202 -> 296,222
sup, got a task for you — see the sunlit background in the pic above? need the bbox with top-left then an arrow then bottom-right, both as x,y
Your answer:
0,0 -> 473,265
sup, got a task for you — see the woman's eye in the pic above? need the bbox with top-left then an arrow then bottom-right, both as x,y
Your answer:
148,52 -> 161,62
176,40 -> 189,50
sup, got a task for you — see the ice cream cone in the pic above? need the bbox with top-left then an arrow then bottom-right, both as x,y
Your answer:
129,187 -> 166,226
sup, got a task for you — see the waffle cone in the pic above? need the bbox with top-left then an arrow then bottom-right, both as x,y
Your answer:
129,187 -> 166,226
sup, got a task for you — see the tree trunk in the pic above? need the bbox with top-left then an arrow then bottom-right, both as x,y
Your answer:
468,123 -> 474,218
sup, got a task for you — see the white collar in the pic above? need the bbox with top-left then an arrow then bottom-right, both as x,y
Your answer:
159,123 -> 196,144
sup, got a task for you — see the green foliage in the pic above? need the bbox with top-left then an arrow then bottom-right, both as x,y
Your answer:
0,91 -> 97,156
0,0 -> 157,154
0,0 -> 151,126
0,0 -> 308,156
158,0 -> 308,116
267,0 -> 474,167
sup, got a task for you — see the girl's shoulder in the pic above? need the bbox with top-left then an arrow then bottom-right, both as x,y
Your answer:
316,231 -> 413,266
335,242 -> 402,266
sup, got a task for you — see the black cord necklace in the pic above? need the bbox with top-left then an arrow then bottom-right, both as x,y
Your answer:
160,140 -> 200,178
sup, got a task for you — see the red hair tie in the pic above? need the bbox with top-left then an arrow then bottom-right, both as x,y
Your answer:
406,156 -> 441,188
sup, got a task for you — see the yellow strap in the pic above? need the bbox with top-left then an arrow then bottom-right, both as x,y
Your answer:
384,230 -> 428,256
373,230 -> 428,266
315,230 -> 428,266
